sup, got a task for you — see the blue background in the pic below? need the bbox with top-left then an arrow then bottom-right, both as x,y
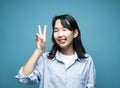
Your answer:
0,0 -> 120,88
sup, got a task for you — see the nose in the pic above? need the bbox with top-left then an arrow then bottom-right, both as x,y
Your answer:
58,31 -> 63,37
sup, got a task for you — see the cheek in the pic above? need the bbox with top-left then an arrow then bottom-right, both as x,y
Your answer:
67,34 -> 74,42
53,33 -> 57,40
67,32 -> 74,38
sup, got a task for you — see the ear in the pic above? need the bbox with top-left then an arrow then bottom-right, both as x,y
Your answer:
73,29 -> 78,38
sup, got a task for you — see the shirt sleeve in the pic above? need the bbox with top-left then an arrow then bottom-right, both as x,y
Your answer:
15,66 -> 40,85
86,55 -> 96,88
15,54 -> 45,85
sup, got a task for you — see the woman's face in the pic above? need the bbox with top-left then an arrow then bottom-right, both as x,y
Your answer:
53,19 -> 78,50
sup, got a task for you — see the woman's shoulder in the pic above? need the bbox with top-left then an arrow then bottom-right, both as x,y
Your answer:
84,53 -> 93,62
37,52 -> 50,63
85,53 -> 92,58
42,52 -> 50,57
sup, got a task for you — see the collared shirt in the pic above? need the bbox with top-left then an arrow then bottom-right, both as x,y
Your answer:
15,51 -> 96,88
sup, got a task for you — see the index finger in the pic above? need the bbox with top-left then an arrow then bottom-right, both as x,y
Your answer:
43,25 -> 47,35
38,25 -> 42,35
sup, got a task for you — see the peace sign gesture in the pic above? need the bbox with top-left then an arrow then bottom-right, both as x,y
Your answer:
36,25 -> 47,52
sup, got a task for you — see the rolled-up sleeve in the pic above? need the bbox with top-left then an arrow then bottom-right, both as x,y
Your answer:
15,66 -> 40,85
15,53 -> 47,85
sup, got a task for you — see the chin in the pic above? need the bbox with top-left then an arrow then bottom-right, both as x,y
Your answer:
59,44 -> 68,49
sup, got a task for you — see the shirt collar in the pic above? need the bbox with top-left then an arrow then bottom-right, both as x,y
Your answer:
54,51 -> 81,62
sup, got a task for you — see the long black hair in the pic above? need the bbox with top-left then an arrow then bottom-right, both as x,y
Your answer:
48,14 -> 87,59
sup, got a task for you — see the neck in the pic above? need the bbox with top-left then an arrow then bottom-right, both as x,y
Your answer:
60,47 -> 75,55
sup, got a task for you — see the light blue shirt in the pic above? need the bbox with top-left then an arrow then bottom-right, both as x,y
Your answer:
15,51 -> 96,88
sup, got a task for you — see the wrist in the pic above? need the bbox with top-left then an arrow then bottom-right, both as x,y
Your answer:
36,48 -> 44,54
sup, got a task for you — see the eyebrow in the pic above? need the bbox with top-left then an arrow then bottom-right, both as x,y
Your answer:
54,27 -> 64,29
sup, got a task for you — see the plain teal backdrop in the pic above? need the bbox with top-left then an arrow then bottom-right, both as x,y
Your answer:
0,0 -> 120,88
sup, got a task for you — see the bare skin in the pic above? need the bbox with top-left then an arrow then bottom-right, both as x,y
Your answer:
22,25 -> 46,76
54,19 -> 78,55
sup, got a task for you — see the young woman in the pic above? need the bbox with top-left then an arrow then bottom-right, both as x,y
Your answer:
16,14 -> 96,88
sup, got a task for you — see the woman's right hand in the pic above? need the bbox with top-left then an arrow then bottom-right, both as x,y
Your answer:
36,25 -> 47,52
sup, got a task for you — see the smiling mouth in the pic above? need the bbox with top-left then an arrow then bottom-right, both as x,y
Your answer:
58,39 -> 66,44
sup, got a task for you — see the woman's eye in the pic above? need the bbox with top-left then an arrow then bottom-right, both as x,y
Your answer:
54,29 -> 58,32
63,28 -> 68,31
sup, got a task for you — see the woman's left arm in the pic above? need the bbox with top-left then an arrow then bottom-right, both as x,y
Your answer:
86,56 -> 96,88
